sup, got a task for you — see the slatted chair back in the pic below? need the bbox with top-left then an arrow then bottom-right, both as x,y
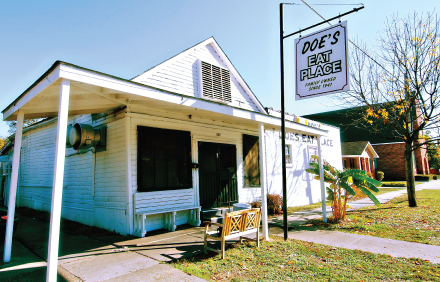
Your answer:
222,208 -> 261,236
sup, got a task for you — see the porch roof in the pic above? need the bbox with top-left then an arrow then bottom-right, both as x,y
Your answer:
341,141 -> 379,158
2,61 -> 328,136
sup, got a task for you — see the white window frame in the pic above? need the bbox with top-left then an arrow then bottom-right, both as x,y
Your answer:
285,144 -> 293,167
307,145 -> 318,166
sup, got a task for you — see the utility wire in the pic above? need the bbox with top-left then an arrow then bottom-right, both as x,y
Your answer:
283,3 -> 363,5
299,0 -> 393,76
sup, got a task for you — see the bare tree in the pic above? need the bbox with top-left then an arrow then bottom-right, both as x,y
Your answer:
339,12 -> 440,207
7,118 -> 45,136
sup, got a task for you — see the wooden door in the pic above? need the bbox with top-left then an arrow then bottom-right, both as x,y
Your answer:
198,141 -> 238,209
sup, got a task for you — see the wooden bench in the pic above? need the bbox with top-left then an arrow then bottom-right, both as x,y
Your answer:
133,190 -> 201,237
203,208 -> 262,259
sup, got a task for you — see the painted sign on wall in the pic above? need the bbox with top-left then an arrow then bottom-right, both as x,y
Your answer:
295,21 -> 349,100
279,132 -> 334,147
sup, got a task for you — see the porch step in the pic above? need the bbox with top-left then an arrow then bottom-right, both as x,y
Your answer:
201,207 -> 233,223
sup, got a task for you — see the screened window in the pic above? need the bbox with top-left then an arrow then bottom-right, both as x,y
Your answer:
137,126 -> 192,192
243,134 -> 260,187
286,145 -> 293,164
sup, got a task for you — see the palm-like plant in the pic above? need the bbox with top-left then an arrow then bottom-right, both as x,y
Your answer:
307,157 -> 382,222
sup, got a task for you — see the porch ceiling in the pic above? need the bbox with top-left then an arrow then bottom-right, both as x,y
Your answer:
2,61 -> 328,136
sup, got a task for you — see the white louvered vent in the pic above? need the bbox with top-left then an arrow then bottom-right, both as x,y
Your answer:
199,60 -> 232,103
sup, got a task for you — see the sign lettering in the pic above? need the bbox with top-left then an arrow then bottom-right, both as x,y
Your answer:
295,21 -> 349,100
279,132 -> 334,147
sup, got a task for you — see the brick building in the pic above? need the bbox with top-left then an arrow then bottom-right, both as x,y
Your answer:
341,141 -> 379,178
304,107 -> 429,180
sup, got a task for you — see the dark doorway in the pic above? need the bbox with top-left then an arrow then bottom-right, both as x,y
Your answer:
198,141 -> 238,209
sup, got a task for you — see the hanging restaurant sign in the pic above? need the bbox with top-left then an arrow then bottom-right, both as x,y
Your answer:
295,21 -> 349,100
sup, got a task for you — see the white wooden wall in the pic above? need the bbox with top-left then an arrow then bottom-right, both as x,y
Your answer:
18,117 -> 93,224
243,124 -> 342,207
132,43 -> 260,112
13,108 -> 266,235
92,116 -> 128,234
128,111 -> 260,231
16,112 -> 129,235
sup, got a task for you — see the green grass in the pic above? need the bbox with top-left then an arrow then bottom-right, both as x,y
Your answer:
308,190 -> 440,246
286,188 -> 403,214
172,236 -> 440,281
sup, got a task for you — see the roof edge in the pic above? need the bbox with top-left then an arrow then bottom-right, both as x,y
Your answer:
2,61 -> 62,114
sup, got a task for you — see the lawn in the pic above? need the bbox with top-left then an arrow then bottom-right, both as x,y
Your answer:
172,236 -> 440,281
307,189 -> 440,246
286,188 -> 404,214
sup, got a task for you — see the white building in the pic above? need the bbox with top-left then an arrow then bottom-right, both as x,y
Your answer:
1,37 -> 341,239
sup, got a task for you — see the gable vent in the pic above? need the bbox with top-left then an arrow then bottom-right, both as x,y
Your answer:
199,61 -> 232,103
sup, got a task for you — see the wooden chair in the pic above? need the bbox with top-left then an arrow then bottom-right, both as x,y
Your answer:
203,208 -> 262,259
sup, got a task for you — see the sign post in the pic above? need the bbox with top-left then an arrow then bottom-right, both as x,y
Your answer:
279,4 -> 363,241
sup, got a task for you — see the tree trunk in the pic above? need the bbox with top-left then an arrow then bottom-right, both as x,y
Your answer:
404,142 -> 417,207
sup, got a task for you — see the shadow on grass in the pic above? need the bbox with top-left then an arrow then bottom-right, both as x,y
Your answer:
346,206 -> 404,214
170,237 -> 264,265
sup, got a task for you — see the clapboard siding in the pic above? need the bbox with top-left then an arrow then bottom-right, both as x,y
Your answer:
128,110 -> 262,234
129,112 -> 259,219
17,116 -> 95,222
132,43 -> 260,112
14,108 -> 266,236
94,117 -> 127,210
134,189 -> 196,213
15,113 -> 130,234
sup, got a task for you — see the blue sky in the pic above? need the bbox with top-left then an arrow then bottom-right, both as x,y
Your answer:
1,0 -> 439,138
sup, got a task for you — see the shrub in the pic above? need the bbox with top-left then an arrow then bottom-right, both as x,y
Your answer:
267,194 -> 283,215
415,175 -> 431,181
307,158 -> 381,222
434,175 -> 438,180
249,200 -> 262,209
381,182 -> 406,187
376,171 -> 384,181
249,195 -> 283,215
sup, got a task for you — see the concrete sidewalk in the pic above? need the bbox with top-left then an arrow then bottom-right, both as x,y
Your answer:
269,180 -> 440,264
1,216 -> 207,282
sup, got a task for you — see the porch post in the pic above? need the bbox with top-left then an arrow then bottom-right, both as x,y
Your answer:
317,136 -> 327,223
125,115 -> 133,235
3,111 -> 24,262
46,79 -> 70,282
258,123 -> 268,240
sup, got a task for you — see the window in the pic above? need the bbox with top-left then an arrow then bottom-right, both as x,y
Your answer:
243,135 -> 260,187
137,126 -> 192,192
349,158 -> 355,168
199,60 -> 232,103
343,159 -> 347,168
307,145 -> 317,164
286,144 -> 293,165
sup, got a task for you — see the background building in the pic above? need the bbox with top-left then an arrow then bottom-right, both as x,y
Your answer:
304,106 -> 429,180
